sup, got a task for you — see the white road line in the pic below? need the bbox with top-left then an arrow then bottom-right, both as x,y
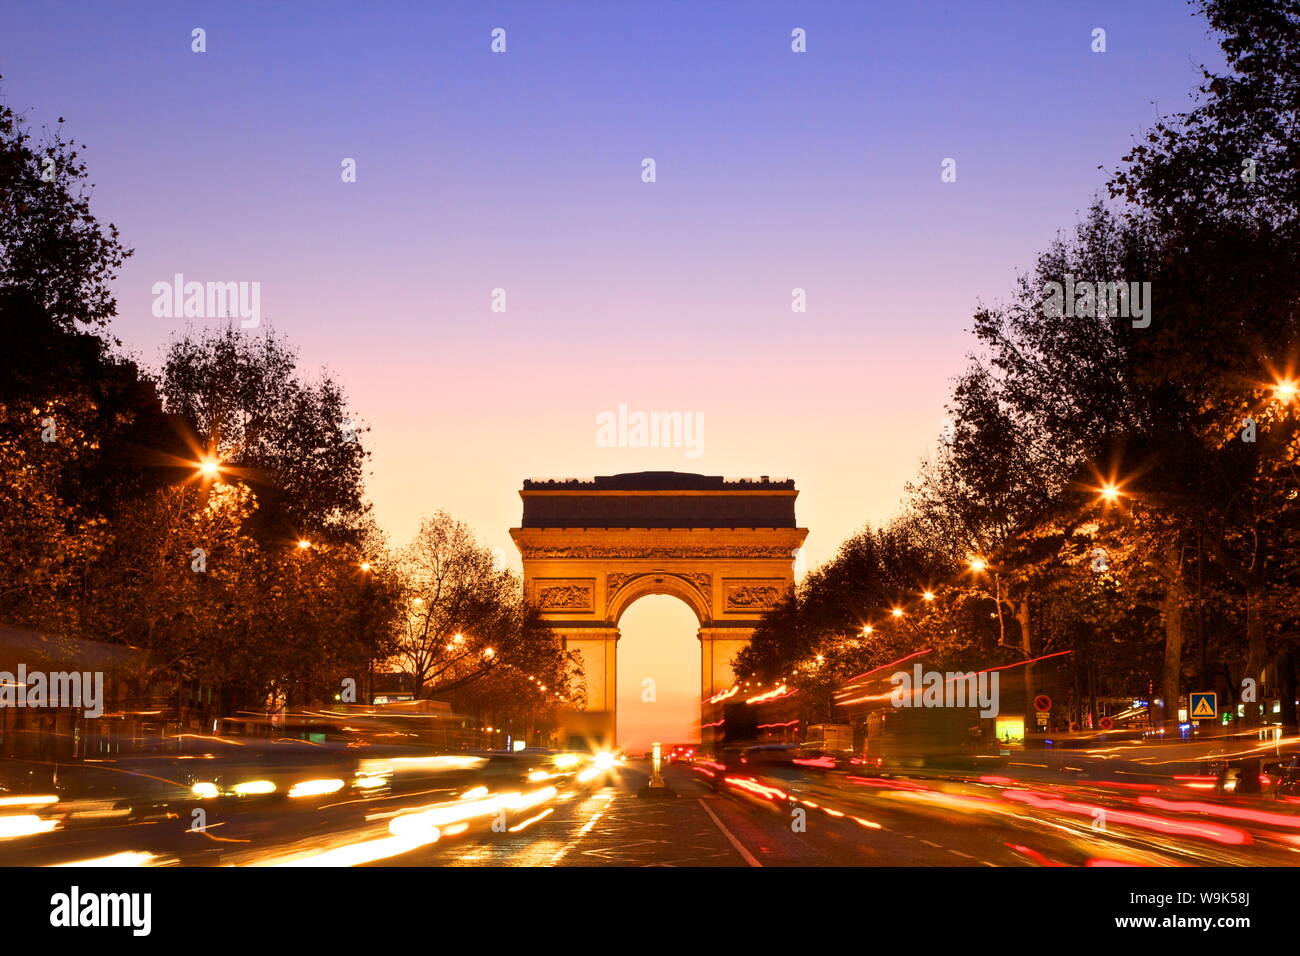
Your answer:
919,839 -> 942,849
548,791 -> 614,865
698,798 -> 762,868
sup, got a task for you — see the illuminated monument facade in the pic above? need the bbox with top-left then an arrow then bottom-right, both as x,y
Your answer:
510,472 -> 807,746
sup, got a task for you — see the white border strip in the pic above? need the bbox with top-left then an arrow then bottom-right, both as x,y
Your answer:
698,798 -> 762,867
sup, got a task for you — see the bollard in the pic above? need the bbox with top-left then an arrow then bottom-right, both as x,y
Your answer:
638,740 -> 677,799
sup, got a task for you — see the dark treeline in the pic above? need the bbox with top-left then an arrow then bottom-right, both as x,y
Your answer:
737,0 -> 1300,734
0,92 -> 576,727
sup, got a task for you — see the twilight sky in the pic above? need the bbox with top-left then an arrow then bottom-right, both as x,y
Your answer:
2,1 -> 1224,748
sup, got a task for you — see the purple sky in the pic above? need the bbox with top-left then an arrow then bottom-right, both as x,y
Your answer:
2,1 -> 1225,747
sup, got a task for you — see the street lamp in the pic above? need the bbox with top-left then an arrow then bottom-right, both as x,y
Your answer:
922,590 -> 936,602
890,607 -> 905,618
297,539 -> 312,550
197,457 -> 222,479
861,625 -> 874,636
968,555 -> 1010,645
1275,378 -> 1298,401
359,561 -> 371,573
1098,482 -> 1122,503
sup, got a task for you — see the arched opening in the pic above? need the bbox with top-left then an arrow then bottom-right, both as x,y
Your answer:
615,595 -> 701,755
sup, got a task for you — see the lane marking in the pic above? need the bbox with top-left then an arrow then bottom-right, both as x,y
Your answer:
548,790 -> 615,865
698,799 -> 762,868
509,807 -> 555,832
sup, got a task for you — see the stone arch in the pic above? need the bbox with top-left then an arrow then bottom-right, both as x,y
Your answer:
510,472 -> 807,749
607,571 -> 712,626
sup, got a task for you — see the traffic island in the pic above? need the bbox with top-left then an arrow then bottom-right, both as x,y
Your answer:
637,782 -> 678,799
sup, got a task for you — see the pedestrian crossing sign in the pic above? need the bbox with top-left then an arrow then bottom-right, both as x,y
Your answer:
1189,692 -> 1217,720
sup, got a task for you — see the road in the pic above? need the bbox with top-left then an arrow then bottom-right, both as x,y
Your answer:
364,761 -> 1297,867
6,757 -> 1300,867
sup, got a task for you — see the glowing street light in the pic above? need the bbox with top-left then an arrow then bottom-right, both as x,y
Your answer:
1098,482 -> 1122,503
968,557 -> 988,573
922,591 -> 936,602
890,607 -> 905,619
861,625 -> 874,636
1275,379 -> 1298,401
359,561 -> 371,573
197,457 -> 222,479
483,647 -> 495,659
297,539 -> 312,550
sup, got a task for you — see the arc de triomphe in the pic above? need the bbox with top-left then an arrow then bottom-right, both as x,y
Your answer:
509,472 -> 807,748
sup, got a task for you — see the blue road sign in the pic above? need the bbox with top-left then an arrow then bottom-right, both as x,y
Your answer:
1189,691 -> 1217,720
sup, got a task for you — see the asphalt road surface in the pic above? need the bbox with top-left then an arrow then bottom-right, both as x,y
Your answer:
7,758 -> 1299,867
370,764 -> 1063,867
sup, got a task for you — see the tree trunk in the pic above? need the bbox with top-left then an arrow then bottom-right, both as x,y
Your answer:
1088,660 -> 1098,729
1243,582 -> 1267,727
1160,544 -> 1185,732
1072,664 -> 1082,729
1279,650 -> 1297,735
993,573 -> 1006,646
1017,597 -> 1036,732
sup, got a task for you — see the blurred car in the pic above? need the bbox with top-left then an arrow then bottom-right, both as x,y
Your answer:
714,743 -> 848,785
1211,754 -> 1300,797
0,755 -> 191,830
474,751 -> 552,790
1265,754 -> 1300,797
178,738 -> 358,804
710,743 -> 794,778
666,743 -> 698,765
475,749 -> 616,790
